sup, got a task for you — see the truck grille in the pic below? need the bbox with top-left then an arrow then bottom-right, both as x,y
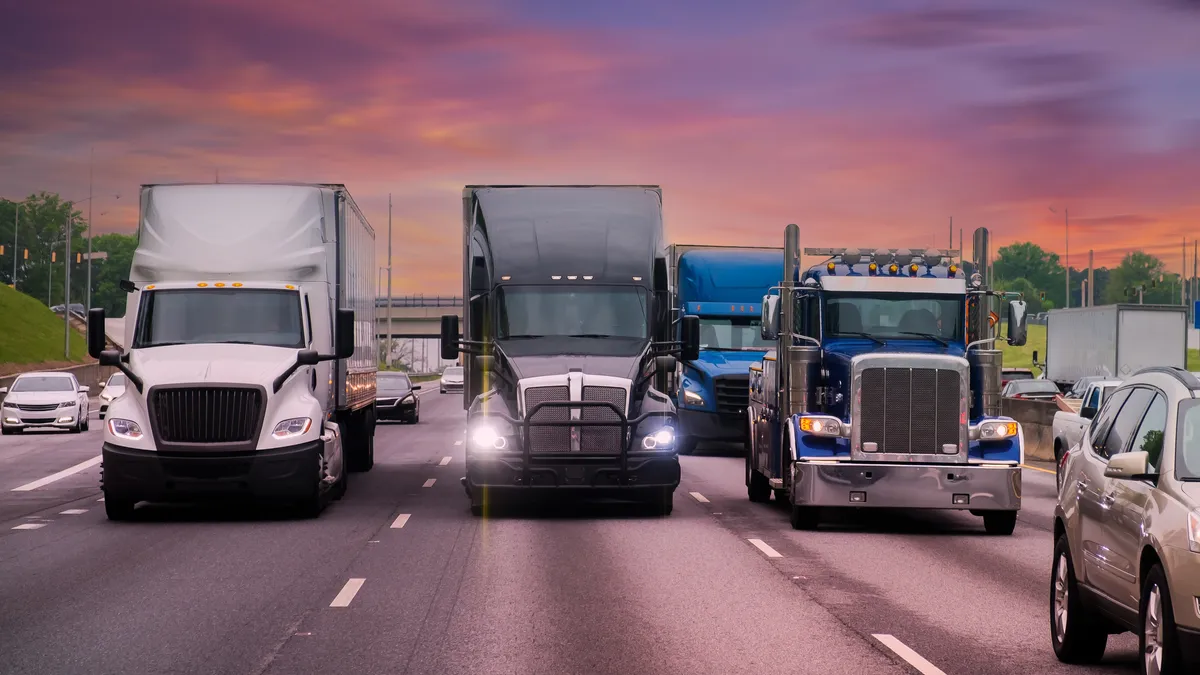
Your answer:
580,386 -> 626,454
524,385 -> 570,453
859,368 -> 959,454
714,375 -> 750,415
522,384 -> 628,454
151,387 -> 263,445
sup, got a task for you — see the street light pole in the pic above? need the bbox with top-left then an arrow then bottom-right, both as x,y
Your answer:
64,214 -> 72,359
11,202 -> 18,289
1050,206 -> 1069,308
86,147 -> 94,313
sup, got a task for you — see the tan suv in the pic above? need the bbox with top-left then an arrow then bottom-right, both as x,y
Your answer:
1051,367 -> 1200,674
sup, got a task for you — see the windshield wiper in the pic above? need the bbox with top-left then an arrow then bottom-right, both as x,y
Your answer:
894,331 -> 949,347
566,333 -> 618,338
501,334 -> 545,339
834,331 -> 885,346
142,341 -> 189,348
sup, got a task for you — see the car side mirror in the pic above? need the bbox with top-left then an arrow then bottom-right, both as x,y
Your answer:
335,309 -> 355,359
87,308 -> 107,358
441,315 -> 460,361
760,295 -> 780,341
0,387 -> 7,394
412,385 -> 422,390
79,386 -> 90,393
1006,300 -> 1028,347
1104,450 -> 1152,480
1080,405 -> 1097,420
296,349 -> 320,366
681,315 -> 700,362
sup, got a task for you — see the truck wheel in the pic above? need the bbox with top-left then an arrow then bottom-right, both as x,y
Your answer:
104,494 -> 137,521
746,458 -> 771,503
790,505 -> 820,530
983,510 -> 1018,535
345,414 -> 375,473
331,464 -> 348,501
1050,536 -> 1108,663
654,488 -> 674,516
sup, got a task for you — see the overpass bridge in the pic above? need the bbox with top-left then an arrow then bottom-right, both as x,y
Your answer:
376,296 -> 463,339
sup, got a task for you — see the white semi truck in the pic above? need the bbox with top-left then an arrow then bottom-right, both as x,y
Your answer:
86,183 -> 378,520
1041,304 -> 1187,389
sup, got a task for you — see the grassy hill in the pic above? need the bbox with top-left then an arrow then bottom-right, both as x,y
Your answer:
0,284 -> 88,374
999,322 -> 1200,372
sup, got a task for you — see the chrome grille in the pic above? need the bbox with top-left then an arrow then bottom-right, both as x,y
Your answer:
150,387 -> 262,445
714,375 -> 750,415
859,367 -> 960,454
580,385 -> 627,454
524,385 -> 570,453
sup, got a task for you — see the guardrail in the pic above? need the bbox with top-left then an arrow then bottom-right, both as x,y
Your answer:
375,296 -> 463,308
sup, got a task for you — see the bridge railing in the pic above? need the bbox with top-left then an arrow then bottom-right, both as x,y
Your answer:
375,295 -> 463,308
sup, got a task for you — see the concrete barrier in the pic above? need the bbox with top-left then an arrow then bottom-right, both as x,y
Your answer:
1002,397 -> 1059,462
0,362 -> 118,395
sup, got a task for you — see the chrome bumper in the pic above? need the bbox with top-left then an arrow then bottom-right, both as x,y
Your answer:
790,462 -> 1021,511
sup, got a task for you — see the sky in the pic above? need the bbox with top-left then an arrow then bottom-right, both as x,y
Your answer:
2,0 -> 1199,294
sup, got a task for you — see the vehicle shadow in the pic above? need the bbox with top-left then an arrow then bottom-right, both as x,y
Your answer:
468,493 -> 676,521
764,497 -> 1008,537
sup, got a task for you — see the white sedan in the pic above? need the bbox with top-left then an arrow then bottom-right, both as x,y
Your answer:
98,372 -> 127,420
0,372 -> 90,435
440,366 -> 464,394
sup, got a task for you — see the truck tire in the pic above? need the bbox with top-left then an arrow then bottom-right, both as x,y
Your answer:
297,454 -> 326,519
653,488 -> 674,516
983,510 -> 1018,535
790,505 -> 820,530
344,410 -> 375,473
331,463 -> 348,501
746,457 -> 771,503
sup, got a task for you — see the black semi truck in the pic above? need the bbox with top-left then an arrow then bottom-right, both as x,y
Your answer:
440,185 -> 699,515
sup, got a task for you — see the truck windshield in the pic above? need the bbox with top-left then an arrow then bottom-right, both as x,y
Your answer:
496,285 -> 649,340
698,318 -> 773,351
823,292 -> 964,343
134,289 -> 306,349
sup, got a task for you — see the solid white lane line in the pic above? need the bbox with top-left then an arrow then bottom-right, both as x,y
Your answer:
12,523 -> 46,530
330,578 -> 365,607
439,456 -> 452,466
872,635 -> 947,675
60,509 -> 88,515
453,440 -> 462,446
747,538 -> 782,558
422,479 -> 436,488
690,491 -> 710,503
391,514 -> 411,529
11,456 -> 102,492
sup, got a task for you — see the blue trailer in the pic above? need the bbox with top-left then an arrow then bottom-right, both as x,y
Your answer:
668,245 -> 783,455
747,227 -> 1030,534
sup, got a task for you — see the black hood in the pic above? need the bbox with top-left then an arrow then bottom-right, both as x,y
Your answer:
505,354 -> 641,381
495,336 -> 648,382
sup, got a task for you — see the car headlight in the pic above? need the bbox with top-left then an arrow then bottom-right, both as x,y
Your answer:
1188,511 -> 1200,554
272,417 -> 313,439
641,426 -> 675,450
402,393 -> 415,404
60,400 -> 77,408
108,418 -> 144,440
469,423 -> 508,451
683,390 -> 704,405
799,415 -> 844,438
1,399 -> 15,409
975,420 -> 1019,441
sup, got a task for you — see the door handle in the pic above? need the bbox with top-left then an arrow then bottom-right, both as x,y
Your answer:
1100,492 -> 1116,508
1077,479 -> 1089,492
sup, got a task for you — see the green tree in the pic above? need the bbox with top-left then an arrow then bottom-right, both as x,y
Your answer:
89,232 -> 138,316
993,276 -> 1053,314
992,242 -> 1066,307
1105,251 -> 1176,304
0,193 -> 87,308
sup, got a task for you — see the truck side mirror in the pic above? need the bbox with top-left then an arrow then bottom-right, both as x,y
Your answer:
760,295 -> 780,341
335,308 -> 355,359
475,354 -> 494,373
1080,405 -> 1097,420
1006,300 -> 1028,347
296,349 -> 320,366
681,315 -> 700,362
441,315 -> 460,361
87,308 -> 107,358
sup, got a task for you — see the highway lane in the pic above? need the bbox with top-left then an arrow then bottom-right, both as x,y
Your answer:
0,392 -> 1144,675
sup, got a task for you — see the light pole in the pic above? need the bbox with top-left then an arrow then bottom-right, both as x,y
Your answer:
1049,206 -> 1069,308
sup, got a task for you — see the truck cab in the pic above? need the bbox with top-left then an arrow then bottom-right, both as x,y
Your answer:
669,246 -> 782,454
747,227 -> 1029,534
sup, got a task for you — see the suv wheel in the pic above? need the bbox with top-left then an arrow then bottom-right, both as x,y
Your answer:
1050,536 -> 1108,663
1141,564 -> 1184,675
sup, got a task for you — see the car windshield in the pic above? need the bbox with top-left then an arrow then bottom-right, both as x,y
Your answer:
378,374 -> 412,393
444,367 -> 463,377
1009,380 -> 1060,395
823,292 -> 964,343
698,318 -> 773,351
496,285 -> 648,340
107,374 -> 126,387
11,376 -> 74,392
133,288 -> 305,349
1175,400 -> 1200,480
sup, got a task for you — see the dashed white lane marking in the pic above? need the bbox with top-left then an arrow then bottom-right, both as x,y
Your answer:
689,491 -> 709,503
97,497 -> 105,502
439,456 -> 452,466
60,509 -> 88,515
422,479 -> 436,488
330,578 -> 365,607
747,538 -> 782,558
453,440 -> 462,446
872,634 -> 947,675
11,456 -> 102,491
12,523 -> 46,530
391,514 -> 411,529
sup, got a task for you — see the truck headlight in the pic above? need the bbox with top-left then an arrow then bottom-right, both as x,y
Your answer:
641,426 -> 675,450
469,423 -> 508,451
683,390 -> 704,405
1188,511 -> 1200,554
799,415 -> 844,438
272,417 -> 313,439
975,420 -> 1018,440
108,418 -> 144,440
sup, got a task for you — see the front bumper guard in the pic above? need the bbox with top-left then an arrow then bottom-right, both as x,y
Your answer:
790,461 -> 1022,511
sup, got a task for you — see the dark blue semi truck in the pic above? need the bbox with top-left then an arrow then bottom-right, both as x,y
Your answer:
667,245 -> 783,455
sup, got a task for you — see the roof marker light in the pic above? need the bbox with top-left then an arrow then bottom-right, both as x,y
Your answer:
947,265 -> 957,277
826,262 -> 836,274
632,276 -> 642,281
285,284 -> 295,290
501,275 -> 511,281
232,282 -> 243,287
567,275 -> 578,280
214,282 -> 226,287
909,264 -> 919,275
197,282 -> 208,287
868,262 -> 878,274
889,264 -> 898,275
146,285 -> 155,290
583,275 -> 593,280
551,275 -> 562,280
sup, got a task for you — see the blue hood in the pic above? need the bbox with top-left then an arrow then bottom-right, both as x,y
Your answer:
688,349 -> 766,377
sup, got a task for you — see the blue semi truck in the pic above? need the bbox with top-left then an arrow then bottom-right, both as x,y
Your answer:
668,245 -> 783,455
746,226 -> 1030,534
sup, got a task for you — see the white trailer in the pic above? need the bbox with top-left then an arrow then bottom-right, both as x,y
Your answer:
87,183 -> 378,519
1044,304 -> 1187,387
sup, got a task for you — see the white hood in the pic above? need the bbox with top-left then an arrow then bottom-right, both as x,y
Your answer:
3,391 -> 78,406
129,343 -> 301,389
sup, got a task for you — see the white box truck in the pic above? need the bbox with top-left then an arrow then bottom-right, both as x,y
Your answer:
86,183 -> 378,520
1043,304 -> 1187,388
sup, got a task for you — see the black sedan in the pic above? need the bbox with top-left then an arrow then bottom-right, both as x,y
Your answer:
376,372 -> 421,423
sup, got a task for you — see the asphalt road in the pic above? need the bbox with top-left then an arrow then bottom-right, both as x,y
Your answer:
0,391 -> 1141,675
